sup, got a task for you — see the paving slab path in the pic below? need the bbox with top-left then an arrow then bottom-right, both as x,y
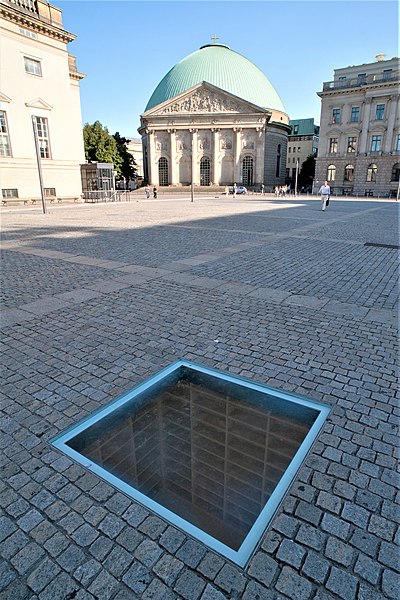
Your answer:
0,196 -> 399,600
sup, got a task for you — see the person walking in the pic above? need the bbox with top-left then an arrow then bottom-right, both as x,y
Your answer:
153,186 -> 158,199
319,181 -> 331,211
225,185 -> 229,197
261,183 -> 265,196
233,183 -> 237,198
145,186 -> 150,199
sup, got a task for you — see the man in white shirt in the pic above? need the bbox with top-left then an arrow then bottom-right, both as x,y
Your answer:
319,181 -> 331,211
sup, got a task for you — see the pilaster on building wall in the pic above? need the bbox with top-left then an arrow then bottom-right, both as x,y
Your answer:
0,0 -> 85,201
315,55 -> 400,197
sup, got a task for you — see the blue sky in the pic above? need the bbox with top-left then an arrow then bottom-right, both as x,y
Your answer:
59,1 -> 398,137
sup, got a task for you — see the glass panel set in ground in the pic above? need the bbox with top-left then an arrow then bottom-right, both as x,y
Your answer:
65,366 -> 320,552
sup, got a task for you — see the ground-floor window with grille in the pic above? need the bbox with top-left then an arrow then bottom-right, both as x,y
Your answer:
242,156 -> 253,186
2,189 -> 18,198
158,157 -> 169,186
200,156 -> 211,185
44,188 -> 56,197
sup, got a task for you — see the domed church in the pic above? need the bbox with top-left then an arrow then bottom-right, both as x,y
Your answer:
138,42 -> 290,190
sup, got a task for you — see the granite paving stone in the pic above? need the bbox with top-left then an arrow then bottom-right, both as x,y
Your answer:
1,197 -> 398,599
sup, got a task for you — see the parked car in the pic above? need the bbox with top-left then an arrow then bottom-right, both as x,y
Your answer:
229,186 -> 248,195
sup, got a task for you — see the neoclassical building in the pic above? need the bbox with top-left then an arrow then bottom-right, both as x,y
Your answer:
0,0 -> 85,202
315,55 -> 400,197
138,43 -> 290,190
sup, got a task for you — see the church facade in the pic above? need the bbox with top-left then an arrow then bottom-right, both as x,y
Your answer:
139,44 -> 290,190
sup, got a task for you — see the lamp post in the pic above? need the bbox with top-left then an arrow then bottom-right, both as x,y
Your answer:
31,116 -> 46,214
295,159 -> 299,197
191,132 -> 195,203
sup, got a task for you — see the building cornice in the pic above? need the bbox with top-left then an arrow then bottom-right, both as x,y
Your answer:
317,80 -> 399,98
0,2 -> 76,43
69,71 -> 85,81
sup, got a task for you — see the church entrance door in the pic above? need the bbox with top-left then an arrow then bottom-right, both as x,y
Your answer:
200,157 -> 211,186
242,156 -> 254,187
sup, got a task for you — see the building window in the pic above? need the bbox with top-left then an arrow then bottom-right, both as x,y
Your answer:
24,56 -> 42,76
350,107 -> 360,122
20,27 -> 38,39
2,189 -> 18,198
357,73 -> 367,84
347,137 -> 357,153
242,156 -> 254,186
396,134 -> 400,152
34,117 -> 51,158
44,188 -> 56,197
366,163 -> 378,182
329,138 -> 338,153
327,164 -> 336,181
158,157 -> 168,186
391,163 -> 400,182
375,104 -> 385,120
370,136 -> 382,152
200,156 -> 211,186
0,111 -> 11,157
383,69 -> 392,80
344,164 -> 355,182
332,108 -> 341,124
288,147 -> 291,153
276,144 -> 281,177
293,125 -> 299,134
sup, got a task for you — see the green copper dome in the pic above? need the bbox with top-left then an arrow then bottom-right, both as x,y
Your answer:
145,44 -> 286,113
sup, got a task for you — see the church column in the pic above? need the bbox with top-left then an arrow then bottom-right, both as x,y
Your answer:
255,127 -> 264,184
359,98 -> 372,154
147,129 -> 157,185
190,128 -> 198,185
212,128 -> 220,185
233,128 -> 242,184
384,95 -> 398,153
169,129 -> 177,184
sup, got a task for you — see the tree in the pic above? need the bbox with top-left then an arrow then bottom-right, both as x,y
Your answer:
299,153 -> 316,190
113,132 -> 138,183
83,121 -> 122,175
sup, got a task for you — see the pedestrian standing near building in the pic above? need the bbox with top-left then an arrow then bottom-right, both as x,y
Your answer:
225,185 -> 229,197
319,181 -> 330,211
153,186 -> 158,199
145,186 -> 150,199
233,183 -> 237,198
261,184 -> 264,196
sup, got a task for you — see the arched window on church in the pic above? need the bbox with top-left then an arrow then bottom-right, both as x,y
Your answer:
327,164 -> 336,181
367,163 -> 377,182
242,156 -> 254,187
200,157 -> 211,186
344,164 -> 354,182
158,157 -> 169,186
276,144 -> 281,177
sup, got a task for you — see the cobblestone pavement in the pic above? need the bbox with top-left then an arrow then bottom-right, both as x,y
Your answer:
1,197 -> 399,600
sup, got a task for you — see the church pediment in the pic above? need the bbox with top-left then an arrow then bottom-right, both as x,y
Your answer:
25,98 -> 53,111
143,82 -> 269,117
